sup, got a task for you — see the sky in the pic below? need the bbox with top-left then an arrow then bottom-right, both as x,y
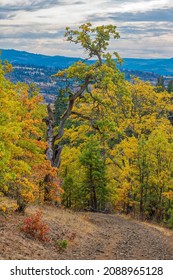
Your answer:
0,0 -> 173,58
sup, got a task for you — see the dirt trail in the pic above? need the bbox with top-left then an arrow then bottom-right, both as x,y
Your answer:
0,206 -> 173,260
89,214 -> 173,260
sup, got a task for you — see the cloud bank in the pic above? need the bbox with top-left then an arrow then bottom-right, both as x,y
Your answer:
0,0 -> 172,58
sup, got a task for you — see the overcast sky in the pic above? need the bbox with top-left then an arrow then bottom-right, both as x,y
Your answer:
0,0 -> 173,58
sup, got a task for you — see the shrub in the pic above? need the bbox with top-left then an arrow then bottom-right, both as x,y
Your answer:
0,197 -> 18,215
20,210 -> 50,242
56,239 -> 68,250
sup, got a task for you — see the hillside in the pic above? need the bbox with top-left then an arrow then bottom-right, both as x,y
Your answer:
119,58 -> 173,76
1,206 -> 173,260
1,49 -> 173,76
0,49 -> 81,69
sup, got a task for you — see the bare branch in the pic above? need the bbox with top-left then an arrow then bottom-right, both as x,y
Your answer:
53,76 -> 91,143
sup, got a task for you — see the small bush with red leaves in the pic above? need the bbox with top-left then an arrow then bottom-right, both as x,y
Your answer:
20,210 -> 50,242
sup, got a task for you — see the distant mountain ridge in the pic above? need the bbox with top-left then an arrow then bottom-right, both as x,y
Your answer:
120,58 -> 173,76
0,49 -> 81,68
1,49 -> 173,76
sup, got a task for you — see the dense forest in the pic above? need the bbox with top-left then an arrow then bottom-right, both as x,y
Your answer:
1,23 -> 173,228
0,61 -> 62,213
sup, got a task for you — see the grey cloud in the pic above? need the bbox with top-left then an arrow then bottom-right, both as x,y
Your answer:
87,8 -> 173,23
0,0 -> 84,13
86,14 -> 108,22
0,30 -> 65,40
109,8 -> 173,22
98,0 -> 150,4
73,1 -> 85,4
119,25 -> 173,36
0,12 -> 17,20
0,14 -> 10,20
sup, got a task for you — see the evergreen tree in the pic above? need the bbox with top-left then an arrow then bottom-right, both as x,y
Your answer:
167,79 -> 173,93
80,138 -> 107,210
155,76 -> 165,92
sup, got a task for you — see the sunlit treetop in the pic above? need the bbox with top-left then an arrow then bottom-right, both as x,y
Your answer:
65,23 -> 121,63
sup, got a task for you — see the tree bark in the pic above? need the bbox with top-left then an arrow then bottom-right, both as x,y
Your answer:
44,76 -> 91,168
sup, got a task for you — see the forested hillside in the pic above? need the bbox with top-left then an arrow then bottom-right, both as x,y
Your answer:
2,49 -> 173,76
0,61 -> 62,213
1,23 -> 173,239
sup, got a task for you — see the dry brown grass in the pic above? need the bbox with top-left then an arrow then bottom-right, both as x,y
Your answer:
0,205 -> 98,260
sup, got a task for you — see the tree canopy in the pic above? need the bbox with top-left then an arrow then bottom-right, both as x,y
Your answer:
0,62 -> 62,212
